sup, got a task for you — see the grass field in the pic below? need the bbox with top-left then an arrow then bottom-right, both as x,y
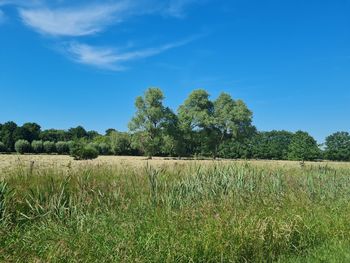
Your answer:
1,155 -> 350,262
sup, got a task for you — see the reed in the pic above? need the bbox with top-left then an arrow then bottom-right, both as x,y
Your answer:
1,160 -> 350,262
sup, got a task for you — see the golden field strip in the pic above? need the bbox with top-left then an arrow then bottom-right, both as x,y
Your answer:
1,154 -> 350,176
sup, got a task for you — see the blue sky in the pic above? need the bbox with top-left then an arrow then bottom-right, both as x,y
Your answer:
0,0 -> 349,142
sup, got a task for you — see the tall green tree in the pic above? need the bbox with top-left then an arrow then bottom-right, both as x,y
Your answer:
40,129 -> 68,142
324,132 -> 350,161
160,109 -> 185,157
68,126 -> 88,140
213,93 -> 254,157
178,89 -> 214,156
105,128 -> 117,136
288,131 -> 320,161
0,121 -> 18,151
128,88 -> 171,158
178,90 -> 254,158
14,122 -> 41,142
108,131 -> 133,155
250,131 -> 293,160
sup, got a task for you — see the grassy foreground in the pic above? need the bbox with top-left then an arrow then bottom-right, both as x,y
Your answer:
1,158 -> 350,262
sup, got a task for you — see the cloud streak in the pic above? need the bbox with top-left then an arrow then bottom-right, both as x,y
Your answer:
65,36 -> 198,70
2,0 -> 205,70
19,2 -> 131,37
17,0 -> 202,37
165,0 -> 200,17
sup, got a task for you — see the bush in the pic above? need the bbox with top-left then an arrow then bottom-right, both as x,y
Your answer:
43,141 -> 56,154
31,140 -> 43,154
15,140 -> 31,154
70,143 -> 99,160
0,142 -> 6,152
88,142 -> 100,152
98,142 -> 111,155
81,146 -> 99,160
56,141 -> 70,155
109,131 -> 132,155
67,141 -> 75,151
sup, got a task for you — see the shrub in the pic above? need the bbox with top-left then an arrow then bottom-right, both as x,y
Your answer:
31,140 -> 43,154
88,142 -> 100,152
15,140 -> 31,154
70,143 -> 99,160
109,131 -> 132,155
98,142 -> 111,155
81,146 -> 99,160
56,141 -> 70,155
0,142 -> 6,153
43,141 -> 56,154
67,141 -> 75,151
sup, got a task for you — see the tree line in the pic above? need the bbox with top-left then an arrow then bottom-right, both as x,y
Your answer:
1,88 -> 349,161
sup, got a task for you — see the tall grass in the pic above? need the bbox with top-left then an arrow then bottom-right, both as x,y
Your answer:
1,161 -> 350,262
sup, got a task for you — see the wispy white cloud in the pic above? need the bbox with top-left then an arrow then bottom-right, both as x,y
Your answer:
65,36 -> 198,70
165,0 -> 200,17
17,0 -> 202,37
19,2 -> 132,37
1,0 -> 206,70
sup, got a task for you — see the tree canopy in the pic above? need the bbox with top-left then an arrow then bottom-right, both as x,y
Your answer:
324,132 -> 350,161
1,87 -> 349,162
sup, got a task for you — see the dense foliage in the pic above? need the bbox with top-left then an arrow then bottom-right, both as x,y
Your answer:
0,88 -> 349,161
43,141 -> 56,154
31,140 -> 43,154
0,142 -> 6,153
55,141 -> 70,155
14,140 -> 30,154
324,132 -> 350,161
69,143 -> 99,160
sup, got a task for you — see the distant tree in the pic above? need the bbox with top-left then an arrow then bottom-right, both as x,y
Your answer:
178,90 -> 254,158
213,93 -> 254,158
288,131 -> 320,161
0,121 -> 18,151
87,131 -> 100,140
109,131 -> 132,155
0,142 -> 6,152
40,129 -> 68,142
15,140 -> 31,154
160,110 -> 185,157
67,126 -> 88,140
128,88 -> 170,158
70,143 -> 98,160
98,142 -> 111,155
324,132 -> 350,161
250,131 -> 293,160
43,141 -> 56,154
178,89 -> 214,156
56,141 -> 70,155
105,129 -> 117,136
217,139 -> 251,159
31,140 -> 44,154
14,122 -> 41,142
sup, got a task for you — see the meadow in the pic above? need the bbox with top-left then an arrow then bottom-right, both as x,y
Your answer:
1,155 -> 350,262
